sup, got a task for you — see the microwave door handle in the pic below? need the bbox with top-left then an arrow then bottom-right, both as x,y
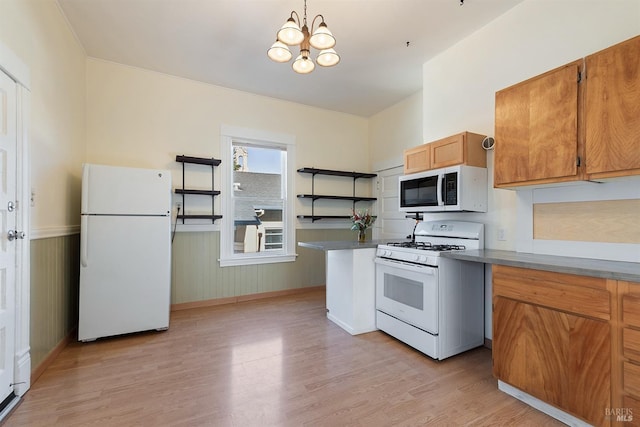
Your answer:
438,174 -> 444,206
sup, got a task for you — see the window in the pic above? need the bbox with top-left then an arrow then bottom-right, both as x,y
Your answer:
219,126 -> 296,266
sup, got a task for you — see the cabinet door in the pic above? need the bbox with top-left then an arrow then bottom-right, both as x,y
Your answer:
585,35 -> 640,178
404,145 -> 430,174
493,297 -> 611,426
430,134 -> 464,169
494,61 -> 580,187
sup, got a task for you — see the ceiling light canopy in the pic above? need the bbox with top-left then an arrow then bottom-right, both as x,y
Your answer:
268,0 -> 340,74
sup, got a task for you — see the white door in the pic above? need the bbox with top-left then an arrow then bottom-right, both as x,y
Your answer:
373,166 -> 413,240
0,69 -> 17,402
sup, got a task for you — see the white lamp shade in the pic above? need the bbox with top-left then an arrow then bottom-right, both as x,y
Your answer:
277,19 -> 304,45
316,48 -> 340,67
309,23 -> 336,50
268,40 -> 292,63
292,54 -> 315,74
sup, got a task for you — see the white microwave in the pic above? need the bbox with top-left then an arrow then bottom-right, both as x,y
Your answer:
399,165 -> 487,213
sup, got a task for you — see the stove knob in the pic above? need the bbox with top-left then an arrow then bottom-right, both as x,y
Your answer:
417,255 -> 427,263
385,250 -> 393,257
412,254 -> 420,262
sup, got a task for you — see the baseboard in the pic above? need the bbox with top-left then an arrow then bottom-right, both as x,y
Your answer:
498,380 -> 591,427
484,338 -> 492,349
171,286 -> 326,311
31,329 -> 75,384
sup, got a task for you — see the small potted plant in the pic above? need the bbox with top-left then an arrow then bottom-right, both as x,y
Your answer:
351,209 -> 375,243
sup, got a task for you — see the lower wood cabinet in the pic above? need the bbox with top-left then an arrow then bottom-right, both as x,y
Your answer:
494,267 -> 640,426
619,281 -> 640,426
493,265 -> 611,426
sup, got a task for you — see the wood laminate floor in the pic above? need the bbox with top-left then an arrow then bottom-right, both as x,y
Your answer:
5,290 -> 562,426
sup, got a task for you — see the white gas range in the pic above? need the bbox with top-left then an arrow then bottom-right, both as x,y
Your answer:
374,220 -> 485,360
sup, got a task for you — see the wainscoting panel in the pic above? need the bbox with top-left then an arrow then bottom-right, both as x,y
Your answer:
30,234 -> 80,371
171,228 -> 353,304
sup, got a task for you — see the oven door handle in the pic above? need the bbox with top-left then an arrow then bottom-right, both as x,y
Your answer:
374,257 -> 436,274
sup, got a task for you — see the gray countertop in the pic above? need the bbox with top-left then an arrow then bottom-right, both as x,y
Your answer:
298,240 -> 390,251
297,241 -> 640,282
442,249 -> 640,282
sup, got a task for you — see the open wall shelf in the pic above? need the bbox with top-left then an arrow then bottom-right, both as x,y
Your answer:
297,167 -> 377,222
175,155 -> 222,223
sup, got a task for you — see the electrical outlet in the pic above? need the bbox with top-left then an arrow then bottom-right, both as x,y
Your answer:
498,228 -> 507,241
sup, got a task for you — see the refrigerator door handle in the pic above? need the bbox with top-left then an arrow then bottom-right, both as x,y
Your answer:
81,215 -> 88,267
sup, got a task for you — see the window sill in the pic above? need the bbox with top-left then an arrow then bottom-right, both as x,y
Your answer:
218,253 -> 297,267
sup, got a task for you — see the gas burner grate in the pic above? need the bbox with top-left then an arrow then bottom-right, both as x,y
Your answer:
429,244 -> 466,251
386,241 -> 432,249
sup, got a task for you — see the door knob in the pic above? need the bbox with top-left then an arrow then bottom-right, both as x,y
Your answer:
7,230 -> 25,241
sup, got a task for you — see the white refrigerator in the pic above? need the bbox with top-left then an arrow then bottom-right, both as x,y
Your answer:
79,163 -> 172,342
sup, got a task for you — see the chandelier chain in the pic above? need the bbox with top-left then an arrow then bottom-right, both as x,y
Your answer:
303,0 -> 308,25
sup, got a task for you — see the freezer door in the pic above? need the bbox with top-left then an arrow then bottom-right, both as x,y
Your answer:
82,163 -> 171,215
79,215 -> 171,341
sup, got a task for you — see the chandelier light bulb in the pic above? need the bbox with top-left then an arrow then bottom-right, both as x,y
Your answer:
316,48 -> 340,67
277,18 -> 304,46
268,40 -> 293,63
309,23 -> 335,50
293,54 -> 315,74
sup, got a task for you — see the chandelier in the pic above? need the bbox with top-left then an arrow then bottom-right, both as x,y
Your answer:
267,0 -> 340,74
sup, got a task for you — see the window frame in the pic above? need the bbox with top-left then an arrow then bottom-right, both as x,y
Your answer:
219,125 -> 297,267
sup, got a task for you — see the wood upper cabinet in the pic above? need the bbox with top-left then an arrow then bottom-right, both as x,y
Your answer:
493,265 -> 612,426
585,36 -> 640,179
494,61 -> 581,187
404,144 -> 431,174
494,35 -> 640,188
403,131 -> 486,174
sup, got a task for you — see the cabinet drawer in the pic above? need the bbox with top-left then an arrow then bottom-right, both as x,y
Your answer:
625,328 -> 640,360
624,295 -> 640,328
624,361 -> 640,398
493,265 -> 610,320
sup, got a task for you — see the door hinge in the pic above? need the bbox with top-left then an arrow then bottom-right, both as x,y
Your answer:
576,156 -> 581,167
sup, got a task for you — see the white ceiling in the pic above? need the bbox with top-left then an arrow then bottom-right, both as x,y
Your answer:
57,0 -> 523,117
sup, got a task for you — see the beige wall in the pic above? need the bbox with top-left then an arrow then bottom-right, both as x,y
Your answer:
369,91 -> 422,170
0,0 -> 86,233
86,58 -> 370,194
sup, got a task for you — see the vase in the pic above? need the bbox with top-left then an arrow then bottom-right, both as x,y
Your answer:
358,229 -> 366,243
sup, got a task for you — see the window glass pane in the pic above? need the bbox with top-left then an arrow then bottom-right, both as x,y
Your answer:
232,144 -> 286,254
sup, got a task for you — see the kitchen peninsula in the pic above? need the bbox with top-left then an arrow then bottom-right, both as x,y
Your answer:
298,239 -> 391,335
